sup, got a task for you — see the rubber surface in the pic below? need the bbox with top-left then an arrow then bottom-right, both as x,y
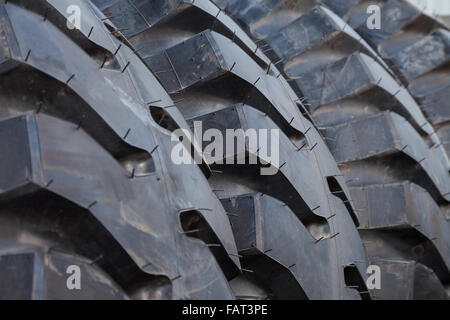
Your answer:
0,0 -> 448,300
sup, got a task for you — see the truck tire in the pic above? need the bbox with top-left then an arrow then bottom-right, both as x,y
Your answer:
0,0 -> 447,300
204,0 -> 450,299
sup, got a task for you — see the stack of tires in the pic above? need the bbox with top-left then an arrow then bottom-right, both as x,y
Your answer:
0,0 -> 447,299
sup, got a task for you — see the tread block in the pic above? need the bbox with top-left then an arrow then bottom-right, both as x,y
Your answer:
0,253 -> 34,300
0,190 -> 174,299
319,0 -> 359,17
146,31 -> 228,93
189,105 -> 331,234
213,0 -> 310,40
294,53 -> 371,108
94,0 -> 182,37
413,262 -> 449,300
0,26 -> 16,73
409,76 -> 450,126
348,0 -> 418,47
0,25 -> 11,65
265,7 -> 336,61
219,192 -> 367,299
134,28 -> 311,143
220,194 -> 257,253
293,52 -> 432,137
381,28 -> 450,81
369,258 -> 448,300
212,0 -> 280,30
323,112 -> 396,163
45,251 -> 126,299
0,114 -> 34,195
0,113 -> 238,299
350,182 -> 450,270
0,2 -> 20,73
94,0 -> 271,68
187,105 -> 243,159
350,183 -> 406,229
324,111 -> 450,200
369,258 -> 416,300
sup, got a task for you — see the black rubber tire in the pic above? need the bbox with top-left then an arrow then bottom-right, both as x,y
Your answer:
206,0 -> 450,299
0,0 -> 447,300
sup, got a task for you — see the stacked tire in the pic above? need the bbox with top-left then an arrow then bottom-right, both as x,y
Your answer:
0,0 -> 447,299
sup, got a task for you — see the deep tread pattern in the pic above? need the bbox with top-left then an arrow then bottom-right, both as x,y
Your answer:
342,0 -> 450,158
0,0 -> 245,299
91,0 -> 373,299
369,259 -> 448,300
322,111 -> 450,202
1,0 -> 448,300
205,0 -> 450,300
350,182 -> 450,272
